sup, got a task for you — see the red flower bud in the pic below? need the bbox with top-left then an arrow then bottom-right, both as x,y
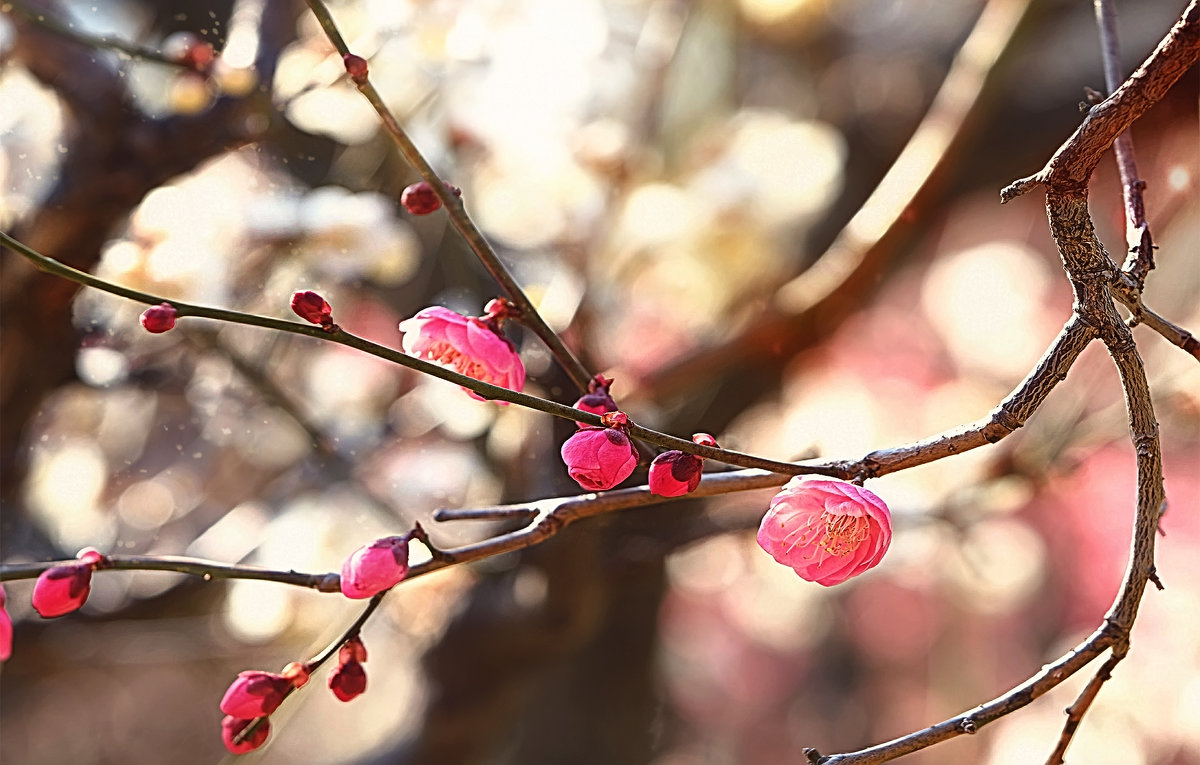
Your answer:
339,636 -> 368,664
32,562 -> 94,618
290,290 -> 334,327
219,671 -> 294,719
329,660 -> 367,702
221,715 -> 270,754
648,450 -> 704,497
340,536 -> 410,599
139,303 -> 178,333
342,53 -> 369,84
560,426 -> 638,491
401,181 -> 442,215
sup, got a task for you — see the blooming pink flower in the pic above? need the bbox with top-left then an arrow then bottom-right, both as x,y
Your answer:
329,660 -> 367,702
340,536 -> 410,599
221,715 -> 270,754
399,306 -> 525,401
290,290 -> 334,327
757,478 -> 892,586
32,562 -> 94,618
220,671 -> 294,718
561,426 -> 638,491
139,303 -> 177,333
0,585 -> 12,661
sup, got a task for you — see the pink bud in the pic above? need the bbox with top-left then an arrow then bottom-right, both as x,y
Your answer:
648,451 -> 704,497
757,478 -> 892,586
0,585 -> 12,662
573,375 -> 618,426
31,562 -> 93,618
139,303 -> 177,333
342,53 -> 369,84
339,635 -> 368,664
221,715 -> 270,754
290,290 -> 334,327
692,433 -> 717,448
340,536 -> 410,599
561,427 -> 638,491
329,660 -> 367,702
219,671 -> 294,718
399,306 -> 526,401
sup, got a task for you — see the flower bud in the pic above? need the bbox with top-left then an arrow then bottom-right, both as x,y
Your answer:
757,478 -> 892,586
648,451 -> 703,497
560,426 -> 638,491
221,715 -> 270,754
0,585 -> 12,662
290,290 -> 334,327
342,53 -> 369,84
573,375 -> 617,427
31,562 -> 94,618
340,536 -> 410,599
329,660 -> 367,702
139,303 -> 177,333
401,181 -> 441,215
219,671 -> 294,719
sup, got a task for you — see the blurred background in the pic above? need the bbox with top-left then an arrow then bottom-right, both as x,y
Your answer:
1,0 -> 1198,763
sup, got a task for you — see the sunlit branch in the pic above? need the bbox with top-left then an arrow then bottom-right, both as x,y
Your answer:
303,0 -> 595,394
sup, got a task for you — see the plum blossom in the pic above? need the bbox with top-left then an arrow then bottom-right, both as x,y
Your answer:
340,536 -> 410,599
648,433 -> 717,497
221,715 -> 270,754
399,305 -> 525,401
0,585 -> 12,661
31,547 -> 107,618
756,478 -> 892,586
561,413 -> 638,491
219,671 -> 295,719
139,303 -> 177,333
290,290 -> 334,328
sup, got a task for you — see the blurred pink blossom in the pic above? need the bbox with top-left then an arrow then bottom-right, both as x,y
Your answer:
561,426 -> 638,491
0,585 -> 11,661
756,478 -> 892,586
221,715 -> 270,754
340,536 -> 410,599
399,306 -> 525,401
219,671 -> 294,718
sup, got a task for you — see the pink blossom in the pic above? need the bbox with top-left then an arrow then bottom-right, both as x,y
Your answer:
221,715 -> 270,754
219,671 -> 294,718
399,306 -> 525,401
329,660 -> 367,702
561,427 -> 638,491
0,585 -> 12,661
340,536 -> 410,599
139,303 -> 177,333
290,290 -> 334,327
31,562 -> 93,618
648,451 -> 704,497
756,478 -> 892,586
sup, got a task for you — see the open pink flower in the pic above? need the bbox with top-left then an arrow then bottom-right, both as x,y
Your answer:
756,478 -> 892,586
31,547 -> 106,618
340,536 -> 410,599
561,426 -> 638,491
221,715 -> 270,754
0,585 -> 12,661
219,671 -> 294,718
399,306 -> 525,401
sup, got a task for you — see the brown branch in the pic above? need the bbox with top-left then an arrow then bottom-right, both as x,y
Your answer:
1044,652 -> 1124,765
1001,0 -> 1200,200
1110,275 -> 1200,362
1094,0 -> 1156,285
0,554 -> 341,591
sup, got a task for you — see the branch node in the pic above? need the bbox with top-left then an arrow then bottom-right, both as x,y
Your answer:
959,717 -> 978,734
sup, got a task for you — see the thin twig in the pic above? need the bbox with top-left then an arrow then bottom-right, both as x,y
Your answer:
0,554 -> 340,591
1044,652 -> 1124,765
302,0 -> 594,394
0,230 -> 808,475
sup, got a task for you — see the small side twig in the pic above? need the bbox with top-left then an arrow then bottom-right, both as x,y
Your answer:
1044,651 -> 1124,765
